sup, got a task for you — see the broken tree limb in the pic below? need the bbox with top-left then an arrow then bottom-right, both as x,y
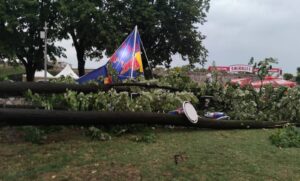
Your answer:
0,82 -> 178,97
0,108 -> 295,129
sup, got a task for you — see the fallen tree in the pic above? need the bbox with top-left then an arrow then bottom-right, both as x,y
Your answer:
0,82 -> 178,97
0,108 -> 295,129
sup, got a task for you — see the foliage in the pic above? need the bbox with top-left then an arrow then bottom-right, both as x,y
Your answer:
132,131 -> 157,143
0,65 -> 24,80
26,89 -> 198,113
21,126 -> 47,144
158,67 -> 199,91
270,124 -> 300,148
24,65 -> 300,123
283,73 -> 294,81
26,90 -> 65,110
248,57 -> 254,65
50,76 -> 76,84
55,0 -> 210,76
252,57 -> 278,93
19,125 -> 63,144
85,126 -> 111,141
198,82 -> 300,122
296,67 -> 300,85
253,57 -> 278,79
1,0 -> 210,78
0,0 -> 65,81
56,0 -> 108,76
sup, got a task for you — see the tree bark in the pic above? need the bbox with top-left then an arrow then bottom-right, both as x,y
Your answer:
77,53 -> 85,76
0,108 -> 295,129
0,82 -> 177,97
25,65 -> 35,82
70,30 -> 85,77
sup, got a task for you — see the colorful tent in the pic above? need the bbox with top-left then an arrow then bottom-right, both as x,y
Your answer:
77,26 -> 144,84
230,77 -> 252,87
231,76 -> 297,89
77,65 -> 108,84
251,76 -> 296,89
109,26 -> 143,79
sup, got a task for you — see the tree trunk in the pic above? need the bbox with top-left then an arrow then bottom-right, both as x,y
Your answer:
25,66 -> 35,82
76,48 -> 85,77
70,30 -> 86,77
0,82 -> 176,97
142,53 -> 153,79
0,108 -> 295,129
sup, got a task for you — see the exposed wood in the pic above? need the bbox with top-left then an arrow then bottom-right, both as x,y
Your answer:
0,108 -> 294,129
0,82 -> 177,97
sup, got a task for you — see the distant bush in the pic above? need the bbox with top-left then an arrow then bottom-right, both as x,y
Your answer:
296,67 -> 300,85
283,73 -> 294,81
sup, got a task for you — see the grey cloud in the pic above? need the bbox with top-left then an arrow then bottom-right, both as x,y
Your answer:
202,0 -> 300,74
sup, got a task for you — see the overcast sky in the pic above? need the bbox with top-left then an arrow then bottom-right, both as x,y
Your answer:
200,0 -> 300,74
59,0 -> 300,74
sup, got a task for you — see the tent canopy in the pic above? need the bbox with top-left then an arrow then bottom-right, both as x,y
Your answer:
251,77 -> 296,88
230,77 -> 252,87
77,26 -> 145,84
231,76 -> 297,88
34,70 -> 54,78
55,64 -> 79,79
77,64 -> 108,84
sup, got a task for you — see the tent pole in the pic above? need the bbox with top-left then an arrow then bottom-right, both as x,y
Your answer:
139,31 -> 153,79
130,26 -> 138,79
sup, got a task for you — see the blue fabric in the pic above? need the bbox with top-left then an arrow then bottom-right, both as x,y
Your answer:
77,65 -> 108,84
109,29 -> 143,79
77,27 -> 144,84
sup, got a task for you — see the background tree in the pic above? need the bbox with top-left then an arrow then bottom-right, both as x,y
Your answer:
296,67 -> 300,85
57,0 -> 210,77
283,73 -> 293,81
253,57 -> 278,93
57,0 -> 109,76
0,0 -> 65,81
106,0 -> 210,69
248,57 -> 254,65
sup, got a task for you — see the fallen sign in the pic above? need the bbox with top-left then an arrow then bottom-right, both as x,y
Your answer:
0,108 -> 295,129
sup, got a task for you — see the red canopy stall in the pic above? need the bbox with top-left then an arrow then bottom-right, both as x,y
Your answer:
230,76 -> 297,89
251,76 -> 296,89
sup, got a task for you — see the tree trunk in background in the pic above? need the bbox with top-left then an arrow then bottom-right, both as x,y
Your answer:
25,66 -> 35,82
76,48 -> 85,77
142,53 -> 153,79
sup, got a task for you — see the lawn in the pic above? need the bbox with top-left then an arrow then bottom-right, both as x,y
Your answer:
0,127 -> 299,181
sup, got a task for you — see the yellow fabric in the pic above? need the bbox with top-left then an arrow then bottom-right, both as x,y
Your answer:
135,51 -> 143,72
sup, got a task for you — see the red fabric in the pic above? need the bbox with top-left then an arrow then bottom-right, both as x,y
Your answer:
231,76 -> 297,88
251,78 -> 296,88
230,78 -> 252,87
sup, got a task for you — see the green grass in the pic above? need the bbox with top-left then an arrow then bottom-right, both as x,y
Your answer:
1,128 -> 300,181
0,65 -> 25,79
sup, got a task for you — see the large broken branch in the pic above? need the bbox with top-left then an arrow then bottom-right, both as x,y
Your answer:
0,108 -> 294,129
